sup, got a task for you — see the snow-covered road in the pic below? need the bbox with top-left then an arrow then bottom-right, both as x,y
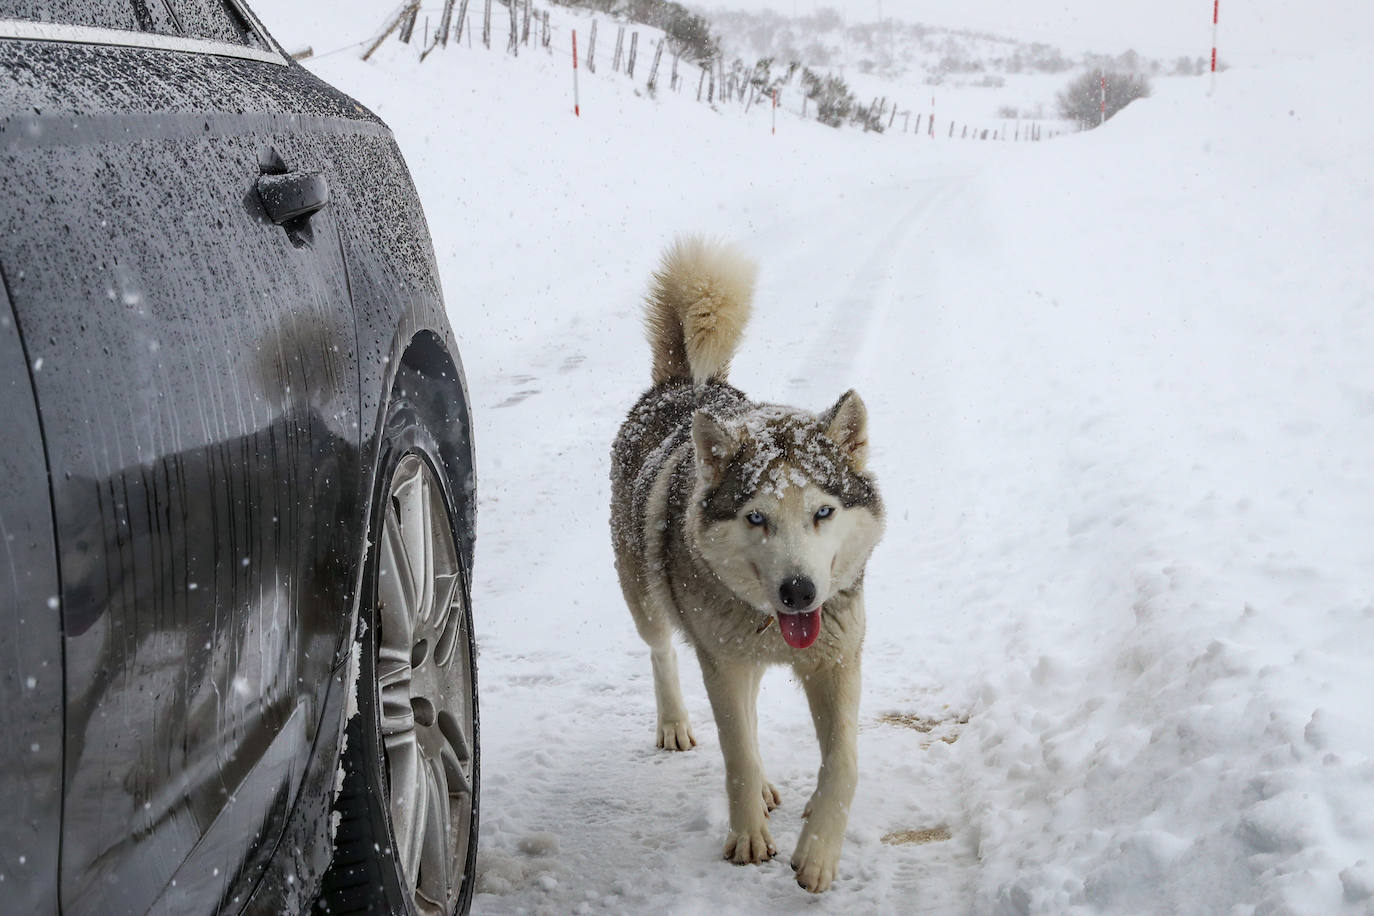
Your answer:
469,169 -> 987,916
260,4 -> 1374,910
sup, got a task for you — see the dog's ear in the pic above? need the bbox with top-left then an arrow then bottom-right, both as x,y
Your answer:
691,410 -> 740,489
822,389 -> 869,470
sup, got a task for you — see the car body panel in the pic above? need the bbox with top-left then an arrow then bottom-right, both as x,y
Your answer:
0,274 -> 64,915
0,87 -> 363,916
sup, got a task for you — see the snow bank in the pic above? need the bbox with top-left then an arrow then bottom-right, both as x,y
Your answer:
895,56 -> 1374,915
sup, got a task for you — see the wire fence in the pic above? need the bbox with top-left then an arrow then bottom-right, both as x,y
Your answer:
303,1 -> 1065,143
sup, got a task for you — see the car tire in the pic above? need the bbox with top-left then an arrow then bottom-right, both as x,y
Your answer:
317,396 -> 479,916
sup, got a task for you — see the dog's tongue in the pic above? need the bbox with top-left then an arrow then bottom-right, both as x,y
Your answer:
779,609 -> 821,649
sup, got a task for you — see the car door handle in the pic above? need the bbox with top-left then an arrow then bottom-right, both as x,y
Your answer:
255,171 -> 329,225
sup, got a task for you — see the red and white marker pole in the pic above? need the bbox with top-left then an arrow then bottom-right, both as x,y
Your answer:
572,28 -> 580,116
1211,0 -> 1220,73
1099,73 -> 1106,125
771,89 -> 777,135
1209,0 -> 1220,92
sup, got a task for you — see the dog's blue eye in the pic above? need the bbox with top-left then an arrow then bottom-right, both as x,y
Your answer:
746,510 -> 766,526
814,506 -> 834,521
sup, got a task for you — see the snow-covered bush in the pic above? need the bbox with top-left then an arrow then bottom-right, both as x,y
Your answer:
1057,69 -> 1150,129
800,67 -> 855,128
556,0 -> 718,63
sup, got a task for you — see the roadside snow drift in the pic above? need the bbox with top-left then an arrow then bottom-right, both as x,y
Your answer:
259,5 -> 1374,912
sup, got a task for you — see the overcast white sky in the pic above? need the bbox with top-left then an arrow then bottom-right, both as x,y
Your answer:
690,0 -> 1371,63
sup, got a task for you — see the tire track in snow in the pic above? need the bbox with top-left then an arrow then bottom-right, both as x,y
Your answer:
762,177 -> 966,405
740,173 -> 982,911
728,172 -> 984,912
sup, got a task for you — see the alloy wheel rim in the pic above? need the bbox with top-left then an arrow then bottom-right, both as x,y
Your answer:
377,453 -> 474,914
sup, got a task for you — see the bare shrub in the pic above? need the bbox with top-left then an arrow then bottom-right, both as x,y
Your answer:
1057,69 -> 1150,129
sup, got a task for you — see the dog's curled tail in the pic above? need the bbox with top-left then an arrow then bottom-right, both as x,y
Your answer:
644,235 -> 757,386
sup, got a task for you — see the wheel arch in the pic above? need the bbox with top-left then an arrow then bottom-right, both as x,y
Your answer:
313,325 -> 481,916
390,328 -> 476,575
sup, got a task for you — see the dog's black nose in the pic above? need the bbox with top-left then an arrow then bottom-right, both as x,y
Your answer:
779,576 -> 816,610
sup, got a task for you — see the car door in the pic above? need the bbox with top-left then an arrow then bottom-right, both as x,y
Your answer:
0,4 -> 363,912
0,272 -> 65,916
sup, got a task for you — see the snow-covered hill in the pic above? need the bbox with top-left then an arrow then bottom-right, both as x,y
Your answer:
256,4 -> 1374,912
708,6 -> 1202,123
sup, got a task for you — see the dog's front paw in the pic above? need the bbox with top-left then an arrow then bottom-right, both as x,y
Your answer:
791,830 -> 842,893
656,719 -> 697,751
723,824 -> 776,864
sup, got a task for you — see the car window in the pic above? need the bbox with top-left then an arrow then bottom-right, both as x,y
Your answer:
156,0 -> 263,46
0,0 -> 267,48
0,0 -> 139,31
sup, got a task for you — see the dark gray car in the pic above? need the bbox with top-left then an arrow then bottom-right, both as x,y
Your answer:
0,2 -> 479,913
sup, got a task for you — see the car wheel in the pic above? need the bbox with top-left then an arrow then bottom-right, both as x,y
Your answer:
317,400 -> 479,916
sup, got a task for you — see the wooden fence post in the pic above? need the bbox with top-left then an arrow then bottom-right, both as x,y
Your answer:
454,0 -> 470,45
506,0 -> 517,54
398,4 -> 419,43
438,0 -> 456,46
647,39 -> 663,91
481,0 -> 490,48
670,51 -> 680,90
612,25 -> 624,72
542,10 -> 549,49
587,20 -> 597,72
521,0 -> 530,45
364,1 -> 420,59
707,66 -> 715,103
697,66 -> 705,101
627,31 -> 638,78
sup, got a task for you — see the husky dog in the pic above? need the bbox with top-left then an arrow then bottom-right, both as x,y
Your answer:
609,236 -> 885,893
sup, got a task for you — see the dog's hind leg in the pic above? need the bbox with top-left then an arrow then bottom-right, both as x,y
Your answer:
700,653 -> 776,864
619,568 -> 696,751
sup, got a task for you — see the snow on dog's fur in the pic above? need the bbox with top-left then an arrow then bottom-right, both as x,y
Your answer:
609,236 -> 885,893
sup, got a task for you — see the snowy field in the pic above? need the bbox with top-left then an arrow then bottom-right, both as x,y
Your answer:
259,6 -> 1374,913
